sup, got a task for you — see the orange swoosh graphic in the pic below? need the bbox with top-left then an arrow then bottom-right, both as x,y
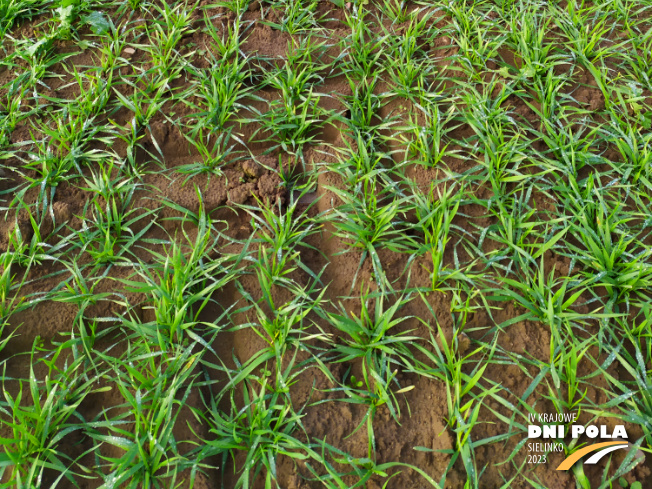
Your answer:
556,441 -> 627,470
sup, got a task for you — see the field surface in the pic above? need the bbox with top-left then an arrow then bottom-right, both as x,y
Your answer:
1,0 -> 652,487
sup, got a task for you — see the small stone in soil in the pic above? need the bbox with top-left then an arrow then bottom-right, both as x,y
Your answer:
458,333 -> 471,354
242,160 -> 262,178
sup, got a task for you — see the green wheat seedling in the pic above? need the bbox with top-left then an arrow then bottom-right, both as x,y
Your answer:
578,61 -> 621,113
2,195 -> 66,269
112,81 -> 169,167
625,25 -> 652,88
473,120 -> 530,198
143,1 -> 196,77
607,0 -> 640,27
14,131 -> 84,212
413,339 -> 494,488
0,0 -> 51,37
493,256 -> 588,331
78,158 -> 138,204
480,183 -> 565,272
412,183 -> 464,291
507,6 -> 568,82
177,127 -> 241,179
480,189 -> 536,270
328,133 -> 387,186
328,352 -> 414,465
381,10 -> 441,104
238,282 -> 327,364
239,188 -> 323,291
262,0 -> 321,34
625,302 -> 652,339
458,79 -> 519,175
71,316 -> 104,375
326,176 -> 416,290
543,337 -> 591,418
521,68 -> 571,127
0,339 -> 108,488
50,259 -> 114,308
249,38 -> 329,154
401,104 -> 458,169
320,289 -> 419,430
533,120 -> 602,178
11,21 -> 77,93
379,0 -> 411,25
553,2 -> 627,68
120,203 -> 237,348
4,217 -> 49,270
73,159 -> 157,265
337,360 -> 408,420
183,15 -> 250,133
559,175 -> 652,304
599,327 -> 652,448
235,191 -> 330,360
412,294 -> 499,489
446,1 -> 505,76
340,75 -> 390,149
92,13 -> 130,72
185,60 -> 247,136
75,192 -> 158,265
64,64 -> 114,118
306,440 -> 443,488
0,252 -> 19,322
89,344 -> 201,489
448,280 -> 488,337
603,116 -> 652,184
0,91 -> 28,150
198,368 -> 326,489
610,81 -> 651,131
208,0 -> 248,15
203,6 -> 242,55
0,251 -> 28,354
339,6 -> 386,80
38,107 -> 114,168
177,16 -> 250,175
